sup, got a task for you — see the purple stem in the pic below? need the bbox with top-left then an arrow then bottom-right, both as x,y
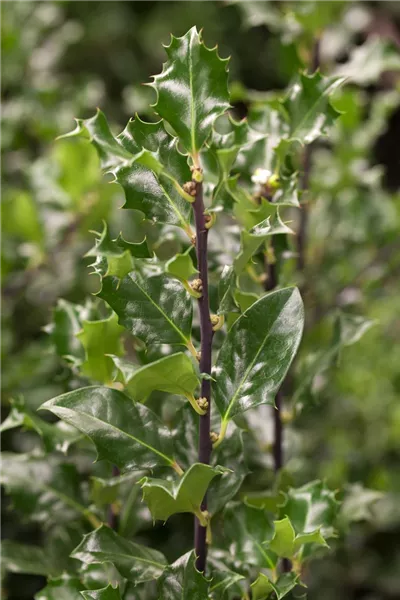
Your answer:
192,180 -> 214,573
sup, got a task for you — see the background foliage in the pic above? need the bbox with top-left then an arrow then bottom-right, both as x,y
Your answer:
2,1 -> 400,599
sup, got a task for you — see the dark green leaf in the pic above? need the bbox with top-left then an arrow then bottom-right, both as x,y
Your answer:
72,525 -> 167,583
157,551 -> 209,600
213,288 -> 304,430
151,27 -> 230,154
98,273 -> 193,349
40,387 -> 180,472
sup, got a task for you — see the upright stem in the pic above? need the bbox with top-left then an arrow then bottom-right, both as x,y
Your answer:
192,179 -> 214,573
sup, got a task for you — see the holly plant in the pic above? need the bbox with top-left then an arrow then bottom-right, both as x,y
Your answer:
3,23 -> 382,600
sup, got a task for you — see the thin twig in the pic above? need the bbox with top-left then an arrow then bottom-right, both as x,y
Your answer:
192,179 -> 214,573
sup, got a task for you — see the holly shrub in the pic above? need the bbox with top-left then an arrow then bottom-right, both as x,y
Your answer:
2,2 -> 400,600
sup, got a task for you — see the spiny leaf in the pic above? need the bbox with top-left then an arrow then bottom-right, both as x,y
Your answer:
336,37 -> 400,86
59,109 -> 132,170
76,313 -> 124,384
98,273 -> 193,349
213,288 -> 304,428
157,550 -> 209,600
72,525 -> 167,583
87,222 -> 152,260
81,585 -> 122,600
151,27 -> 230,155
40,387 -> 179,472
115,352 -> 199,404
269,517 -> 296,558
116,117 -> 193,230
140,463 -> 226,523
283,72 -> 344,144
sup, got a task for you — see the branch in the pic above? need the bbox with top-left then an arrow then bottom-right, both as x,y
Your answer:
192,177 -> 214,573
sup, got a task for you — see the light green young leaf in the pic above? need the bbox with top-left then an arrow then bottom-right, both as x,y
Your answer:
98,273 -> 193,349
81,585 -> 122,600
76,313 -> 124,384
283,72 -> 344,144
118,352 -> 199,404
251,572 -> 300,600
72,525 -> 167,583
165,251 -> 198,282
2,541 -> 59,577
269,516 -> 296,558
151,27 -> 230,155
140,463 -> 226,523
213,288 -> 304,431
157,550 -> 209,600
40,386 -> 180,472
234,211 -> 293,275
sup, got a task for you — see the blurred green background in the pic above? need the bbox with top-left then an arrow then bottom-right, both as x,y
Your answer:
2,1 -> 400,599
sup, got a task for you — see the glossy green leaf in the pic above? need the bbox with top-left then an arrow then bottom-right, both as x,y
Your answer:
157,551 -> 209,600
140,463 -> 226,523
72,525 -> 167,583
2,541 -> 60,576
116,117 -> 193,230
76,313 -> 124,384
40,386 -> 179,472
98,273 -> 193,349
90,471 -> 143,508
223,503 -> 275,569
0,397 -> 81,453
81,585 -> 122,600
213,288 -> 304,427
118,352 -> 199,404
35,576 -> 83,600
0,452 -> 100,528
234,212 -> 293,275
283,72 -> 344,144
217,265 -> 238,315
165,251 -> 198,282
151,27 -> 230,155
87,222 -> 152,261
